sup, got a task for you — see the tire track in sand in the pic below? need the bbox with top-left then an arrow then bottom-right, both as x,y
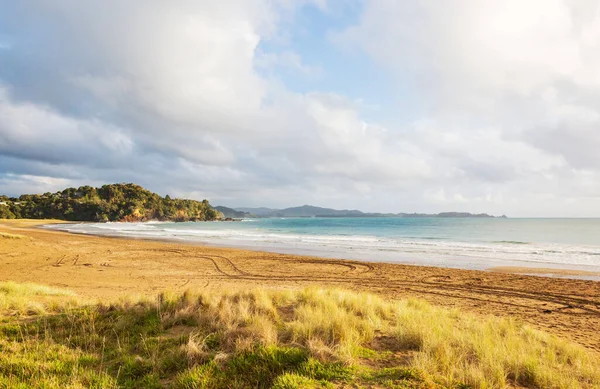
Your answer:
198,254 -> 600,319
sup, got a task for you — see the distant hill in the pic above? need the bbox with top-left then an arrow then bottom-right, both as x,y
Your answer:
234,207 -> 280,217
436,212 -> 499,218
213,206 -> 252,219
280,205 -> 364,217
233,206 -> 504,218
0,183 -> 219,222
232,205 -> 363,217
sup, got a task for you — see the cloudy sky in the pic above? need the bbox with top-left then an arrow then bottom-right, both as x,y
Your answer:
1,1 -> 599,216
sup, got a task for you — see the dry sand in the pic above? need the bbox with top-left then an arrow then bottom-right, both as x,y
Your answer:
1,219 -> 599,353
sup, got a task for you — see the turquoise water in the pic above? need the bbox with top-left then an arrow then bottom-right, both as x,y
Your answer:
47,217 -> 600,274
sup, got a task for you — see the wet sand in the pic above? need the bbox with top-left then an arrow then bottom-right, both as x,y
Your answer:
1,219 -> 599,353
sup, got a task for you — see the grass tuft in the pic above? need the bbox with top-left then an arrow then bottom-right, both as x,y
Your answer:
0,232 -> 28,239
0,281 -> 79,316
0,281 -> 76,297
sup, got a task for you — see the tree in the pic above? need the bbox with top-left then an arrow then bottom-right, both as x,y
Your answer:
0,183 -> 219,222
0,205 -> 15,219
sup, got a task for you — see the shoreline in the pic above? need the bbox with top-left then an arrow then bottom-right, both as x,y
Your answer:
38,220 -> 600,281
1,219 -> 600,353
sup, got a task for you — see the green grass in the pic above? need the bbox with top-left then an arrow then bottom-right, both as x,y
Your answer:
0,281 -> 79,316
0,283 -> 598,388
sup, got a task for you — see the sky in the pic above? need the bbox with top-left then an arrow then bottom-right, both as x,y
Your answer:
1,0 -> 600,217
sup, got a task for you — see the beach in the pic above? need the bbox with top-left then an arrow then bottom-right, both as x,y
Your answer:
44,217 -> 600,277
1,219 -> 599,354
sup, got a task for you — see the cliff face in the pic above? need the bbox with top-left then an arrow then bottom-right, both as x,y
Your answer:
0,183 -> 219,222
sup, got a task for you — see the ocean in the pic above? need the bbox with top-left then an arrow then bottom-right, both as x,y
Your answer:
45,217 -> 600,275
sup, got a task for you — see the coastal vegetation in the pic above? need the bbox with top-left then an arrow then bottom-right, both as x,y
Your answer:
0,183 -> 219,222
0,282 -> 598,388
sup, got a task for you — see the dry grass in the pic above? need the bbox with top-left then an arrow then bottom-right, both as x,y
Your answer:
148,287 -> 600,388
394,299 -> 600,388
0,231 -> 28,239
0,283 -> 598,388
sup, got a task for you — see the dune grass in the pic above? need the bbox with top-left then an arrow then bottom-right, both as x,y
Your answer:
0,231 -> 28,239
0,283 -> 598,388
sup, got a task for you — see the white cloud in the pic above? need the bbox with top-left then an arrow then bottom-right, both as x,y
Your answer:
1,0 -> 600,215
336,0 -> 600,96
0,1 -> 433,209
330,0 -> 600,215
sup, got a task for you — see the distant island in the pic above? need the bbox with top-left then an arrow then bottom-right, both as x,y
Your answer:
218,205 -> 507,219
0,183 -> 219,222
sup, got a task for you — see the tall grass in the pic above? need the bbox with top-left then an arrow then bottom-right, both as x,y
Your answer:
0,283 -> 598,388
394,299 -> 600,388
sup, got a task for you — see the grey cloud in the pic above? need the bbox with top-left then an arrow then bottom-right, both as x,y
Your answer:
458,160 -> 516,183
525,123 -> 600,170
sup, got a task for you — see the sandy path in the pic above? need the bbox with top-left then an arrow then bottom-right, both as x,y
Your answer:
1,220 -> 600,353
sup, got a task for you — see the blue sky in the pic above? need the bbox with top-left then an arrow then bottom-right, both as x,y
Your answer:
1,0 -> 600,216
257,2 -> 417,124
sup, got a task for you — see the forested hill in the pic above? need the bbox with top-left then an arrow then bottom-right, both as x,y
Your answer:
0,183 -> 219,222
